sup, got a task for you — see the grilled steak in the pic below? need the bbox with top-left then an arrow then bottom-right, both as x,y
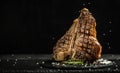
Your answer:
53,8 -> 102,62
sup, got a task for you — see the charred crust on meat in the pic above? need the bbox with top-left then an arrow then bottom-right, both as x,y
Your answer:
53,8 -> 102,62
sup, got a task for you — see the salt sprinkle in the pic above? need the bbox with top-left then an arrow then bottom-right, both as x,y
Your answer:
109,29 -> 112,32
83,3 -> 85,6
115,65 -> 118,67
40,66 -> 43,69
42,61 -> 45,64
13,64 -> 16,66
88,2 -> 91,5
28,57 -> 31,59
108,46 -> 111,49
36,62 -> 39,65
103,33 -> 106,36
57,69 -> 60,71
15,59 -> 18,61
108,68 -> 111,71
11,54 -> 14,57
14,61 -> 17,64
115,68 -> 119,71
89,68 -> 91,71
52,37 -> 55,40
7,59 -> 9,62
107,42 -> 110,45
100,60 -> 112,64
109,21 -> 112,24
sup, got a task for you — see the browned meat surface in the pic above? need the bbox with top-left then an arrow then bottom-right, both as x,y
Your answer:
53,8 -> 102,62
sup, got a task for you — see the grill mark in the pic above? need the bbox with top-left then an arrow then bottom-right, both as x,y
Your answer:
81,20 -> 87,49
79,17 -> 96,59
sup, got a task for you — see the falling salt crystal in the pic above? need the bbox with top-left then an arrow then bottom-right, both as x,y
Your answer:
15,59 -> 18,61
109,29 -> 111,32
62,64 -> 66,66
111,55 -> 114,57
88,2 -> 91,5
108,46 -> 111,49
83,3 -> 85,6
28,57 -> 31,59
36,62 -> 39,65
14,61 -> 17,64
108,68 -> 111,71
117,58 -> 120,60
13,64 -> 16,66
42,61 -> 45,64
49,70 -> 53,72
103,33 -> 106,36
57,69 -> 60,71
52,37 -> 55,40
7,59 -> 9,62
107,42 -> 110,45
74,66 -> 77,68
0,59 -> 1,62
56,63 -> 60,66
97,58 -> 104,62
62,64 -> 67,67
11,54 -> 14,56
89,68 -> 91,71
84,64 -> 87,67
64,70 -> 68,72
109,21 -> 112,24
40,66 -> 43,69
52,62 -> 55,65
115,65 -> 118,67
115,68 -> 119,71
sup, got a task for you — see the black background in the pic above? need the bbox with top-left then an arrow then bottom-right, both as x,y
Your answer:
1,0 -> 120,54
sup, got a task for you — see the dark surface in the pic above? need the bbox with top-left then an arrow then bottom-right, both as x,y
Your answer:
40,59 -> 115,70
0,54 -> 120,73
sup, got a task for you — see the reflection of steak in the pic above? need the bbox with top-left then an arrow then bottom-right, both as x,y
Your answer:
53,8 -> 102,62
